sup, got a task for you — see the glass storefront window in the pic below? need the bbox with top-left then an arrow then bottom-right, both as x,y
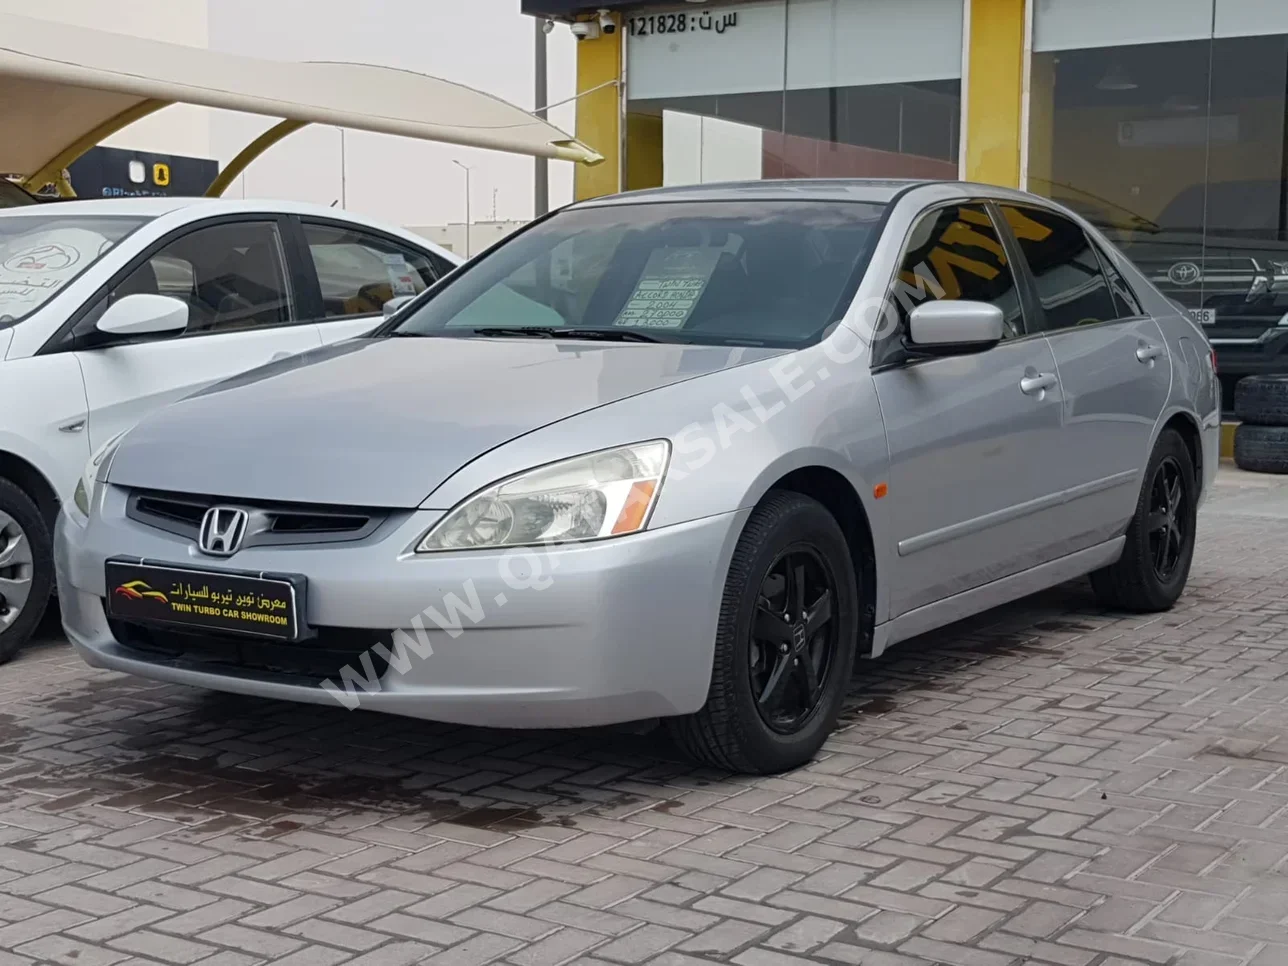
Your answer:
624,0 -> 963,191
1029,0 -> 1288,410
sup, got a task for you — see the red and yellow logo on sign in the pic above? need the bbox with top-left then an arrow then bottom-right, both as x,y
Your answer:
113,581 -> 168,604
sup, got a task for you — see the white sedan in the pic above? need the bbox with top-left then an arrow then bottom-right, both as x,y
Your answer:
0,197 -> 458,662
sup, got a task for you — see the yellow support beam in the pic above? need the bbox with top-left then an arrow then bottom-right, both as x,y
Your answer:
21,98 -> 169,195
573,15 -> 622,200
964,0 -> 1026,187
205,119 -> 307,197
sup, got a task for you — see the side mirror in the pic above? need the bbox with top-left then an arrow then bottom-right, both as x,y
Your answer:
907,300 -> 1004,356
96,293 -> 189,338
383,295 -> 415,319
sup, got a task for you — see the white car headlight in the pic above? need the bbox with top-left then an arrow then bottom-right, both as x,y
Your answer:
72,433 -> 126,518
417,441 -> 670,552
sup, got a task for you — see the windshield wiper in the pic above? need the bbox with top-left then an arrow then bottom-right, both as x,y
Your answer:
467,327 -> 665,344
466,327 -> 559,339
557,328 -> 665,343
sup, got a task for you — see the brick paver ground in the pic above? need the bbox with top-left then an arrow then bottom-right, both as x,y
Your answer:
2,468 -> 1287,966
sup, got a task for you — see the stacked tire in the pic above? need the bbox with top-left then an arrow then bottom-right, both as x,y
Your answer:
1233,375 -> 1288,474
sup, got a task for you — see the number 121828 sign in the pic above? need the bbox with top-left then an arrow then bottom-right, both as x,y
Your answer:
614,248 -> 722,329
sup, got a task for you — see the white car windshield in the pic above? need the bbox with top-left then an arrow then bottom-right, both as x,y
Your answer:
0,214 -> 148,325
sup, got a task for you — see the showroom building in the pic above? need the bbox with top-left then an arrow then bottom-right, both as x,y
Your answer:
526,0 -> 1288,419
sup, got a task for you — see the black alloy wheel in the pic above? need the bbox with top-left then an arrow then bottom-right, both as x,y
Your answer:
750,547 -> 839,735
1090,428 -> 1197,613
1146,456 -> 1186,582
667,490 -> 860,774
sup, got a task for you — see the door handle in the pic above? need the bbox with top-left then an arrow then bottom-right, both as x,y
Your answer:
1019,372 -> 1057,396
268,351 -> 291,363
1136,343 -> 1164,363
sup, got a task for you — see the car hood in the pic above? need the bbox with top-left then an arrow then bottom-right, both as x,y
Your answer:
108,337 -> 787,508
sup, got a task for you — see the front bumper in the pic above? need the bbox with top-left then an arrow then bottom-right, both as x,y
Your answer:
56,485 -> 747,728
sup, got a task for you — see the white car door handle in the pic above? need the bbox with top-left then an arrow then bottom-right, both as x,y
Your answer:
268,351 -> 292,363
1020,372 -> 1057,396
1136,343 -> 1164,363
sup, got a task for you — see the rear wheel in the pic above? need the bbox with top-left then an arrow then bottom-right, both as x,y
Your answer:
667,491 -> 859,774
1090,429 -> 1196,612
0,480 -> 53,665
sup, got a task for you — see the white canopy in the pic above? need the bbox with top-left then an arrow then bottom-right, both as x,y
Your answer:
0,12 -> 601,193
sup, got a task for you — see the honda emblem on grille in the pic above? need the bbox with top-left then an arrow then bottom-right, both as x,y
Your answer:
1168,262 -> 1201,286
198,507 -> 249,557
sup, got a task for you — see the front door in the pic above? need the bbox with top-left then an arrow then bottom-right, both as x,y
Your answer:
873,202 -> 1069,618
998,204 -> 1172,548
71,218 -> 321,451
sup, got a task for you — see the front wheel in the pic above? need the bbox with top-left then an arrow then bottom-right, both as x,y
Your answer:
1090,429 -> 1197,613
0,479 -> 53,665
667,491 -> 859,774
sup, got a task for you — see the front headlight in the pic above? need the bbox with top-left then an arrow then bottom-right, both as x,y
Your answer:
417,440 -> 670,552
72,434 -> 125,518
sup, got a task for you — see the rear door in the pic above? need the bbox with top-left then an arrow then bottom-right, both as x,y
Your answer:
296,220 -> 456,345
997,203 -> 1171,547
65,216 -> 322,451
872,202 -> 1069,618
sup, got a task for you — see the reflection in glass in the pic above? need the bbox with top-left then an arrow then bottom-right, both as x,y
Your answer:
624,0 -> 962,190
1028,19 -> 1288,410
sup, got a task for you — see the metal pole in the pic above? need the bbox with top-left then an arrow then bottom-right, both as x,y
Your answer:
534,17 -> 550,217
340,128 -> 347,208
453,160 -> 472,258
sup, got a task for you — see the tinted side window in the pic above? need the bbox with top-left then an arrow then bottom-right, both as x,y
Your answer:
1000,206 -> 1120,332
1095,246 -> 1143,318
110,220 -> 293,334
892,204 -> 1024,340
302,223 -> 442,318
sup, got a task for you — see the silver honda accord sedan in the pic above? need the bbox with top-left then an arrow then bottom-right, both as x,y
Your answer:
56,180 -> 1220,774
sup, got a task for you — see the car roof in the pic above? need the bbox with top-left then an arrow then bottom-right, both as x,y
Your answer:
0,196 -> 399,219
572,179 -> 934,208
0,195 -> 460,262
570,179 -> 1073,211
0,196 -> 195,218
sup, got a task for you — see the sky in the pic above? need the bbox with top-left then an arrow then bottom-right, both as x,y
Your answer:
2,0 -> 581,228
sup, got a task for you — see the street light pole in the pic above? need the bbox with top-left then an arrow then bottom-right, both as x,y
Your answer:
453,160 -> 472,258
534,17 -> 550,218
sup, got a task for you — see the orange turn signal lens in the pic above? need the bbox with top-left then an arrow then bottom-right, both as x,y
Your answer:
611,480 -> 658,535
874,482 -> 889,499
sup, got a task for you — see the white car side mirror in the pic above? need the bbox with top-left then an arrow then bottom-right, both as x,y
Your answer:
96,293 -> 189,338
383,295 -> 414,319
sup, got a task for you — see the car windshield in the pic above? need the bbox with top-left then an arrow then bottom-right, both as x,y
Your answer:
0,180 -> 40,209
388,200 -> 887,347
0,214 -> 148,325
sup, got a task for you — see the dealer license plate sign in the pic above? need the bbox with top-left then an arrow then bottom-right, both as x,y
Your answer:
105,559 -> 304,641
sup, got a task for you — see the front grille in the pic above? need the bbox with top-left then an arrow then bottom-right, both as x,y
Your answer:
110,619 -> 392,686
135,493 -> 207,529
127,489 -> 387,548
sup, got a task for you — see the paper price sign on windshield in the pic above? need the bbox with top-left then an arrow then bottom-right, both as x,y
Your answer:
614,247 -> 721,329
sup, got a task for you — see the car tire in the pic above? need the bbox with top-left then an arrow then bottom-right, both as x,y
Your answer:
1233,424 -> 1288,474
1233,375 -> 1288,427
666,491 -> 859,774
0,479 -> 53,666
1090,429 -> 1197,613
